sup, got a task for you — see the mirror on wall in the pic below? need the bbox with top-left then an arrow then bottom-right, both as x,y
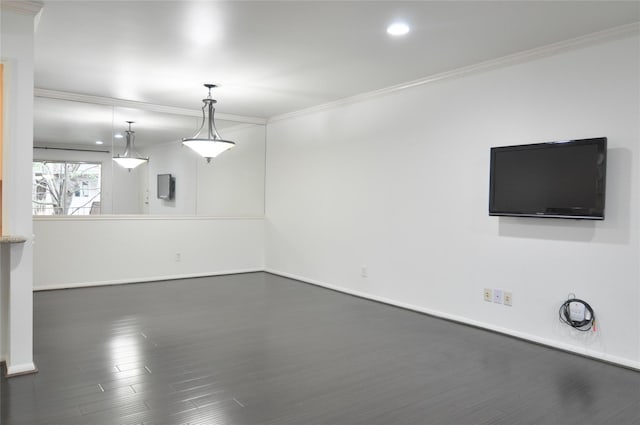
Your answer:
33,96 -> 266,217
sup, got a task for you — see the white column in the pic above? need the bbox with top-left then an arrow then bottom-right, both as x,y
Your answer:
0,2 -> 42,376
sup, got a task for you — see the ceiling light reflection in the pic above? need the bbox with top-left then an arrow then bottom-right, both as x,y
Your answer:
109,335 -> 143,368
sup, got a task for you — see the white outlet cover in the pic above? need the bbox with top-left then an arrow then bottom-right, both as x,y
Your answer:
493,289 -> 503,304
484,289 -> 492,302
504,292 -> 513,306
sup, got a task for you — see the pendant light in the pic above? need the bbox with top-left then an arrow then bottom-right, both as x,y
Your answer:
182,84 -> 235,162
113,121 -> 148,171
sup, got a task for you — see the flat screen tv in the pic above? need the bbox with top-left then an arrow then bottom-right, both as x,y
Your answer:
489,137 -> 606,220
157,173 -> 175,200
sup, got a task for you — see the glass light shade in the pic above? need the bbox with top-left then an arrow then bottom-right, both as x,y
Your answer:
183,84 -> 235,162
112,156 -> 147,169
113,121 -> 148,171
182,139 -> 234,159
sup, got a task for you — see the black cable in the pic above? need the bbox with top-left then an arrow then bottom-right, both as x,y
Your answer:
558,297 -> 596,332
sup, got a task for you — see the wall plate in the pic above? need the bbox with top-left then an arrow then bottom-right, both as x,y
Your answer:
493,289 -> 503,304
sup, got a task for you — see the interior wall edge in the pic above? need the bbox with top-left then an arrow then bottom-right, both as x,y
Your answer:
265,269 -> 640,372
33,268 -> 263,292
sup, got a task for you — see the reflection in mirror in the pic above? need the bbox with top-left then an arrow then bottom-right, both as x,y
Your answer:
33,96 -> 266,217
34,97 -> 113,148
33,97 -> 115,214
195,123 -> 265,217
33,160 -> 102,215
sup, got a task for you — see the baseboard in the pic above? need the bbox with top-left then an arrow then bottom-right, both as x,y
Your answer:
265,269 -> 640,371
3,361 -> 38,377
33,269 -> 264,291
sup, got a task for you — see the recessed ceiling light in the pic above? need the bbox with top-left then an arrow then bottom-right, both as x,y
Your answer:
387,22 -> 410,36
95,140 -> 104,145
114,133 -> 124,139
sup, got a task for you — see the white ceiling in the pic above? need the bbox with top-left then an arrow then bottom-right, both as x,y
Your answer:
35,1 -> 640,120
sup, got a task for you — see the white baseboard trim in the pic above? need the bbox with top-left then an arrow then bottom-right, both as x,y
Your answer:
5,361 -> 38,377
266,269 -> 640,371
34,269 -> 263,291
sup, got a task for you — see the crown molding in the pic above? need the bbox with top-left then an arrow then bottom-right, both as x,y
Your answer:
0,1 -> 43,16
269,22 -> 640,124
34,88 -> 268,125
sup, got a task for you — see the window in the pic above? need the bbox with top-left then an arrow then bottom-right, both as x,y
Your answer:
32,161 -> 101,215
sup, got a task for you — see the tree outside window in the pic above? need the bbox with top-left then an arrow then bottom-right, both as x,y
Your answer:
32,161 -> 101,215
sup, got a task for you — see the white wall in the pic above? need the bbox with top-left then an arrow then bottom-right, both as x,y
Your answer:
0,6 -> 38,374
112,158 -> 145,214
33,217 -> 264,289
196,125 -> 266,216
33,122 -> 265,289
264,34 -> 640,368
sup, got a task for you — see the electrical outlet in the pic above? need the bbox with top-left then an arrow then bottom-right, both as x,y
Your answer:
361,266 -> 368,278
175,252 -> 181,262
504,292 -> 513,306
493,289 -> 503,304
483,288 -> 492,302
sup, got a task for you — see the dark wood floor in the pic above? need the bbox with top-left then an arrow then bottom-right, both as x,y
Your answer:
1,272 -> 639,425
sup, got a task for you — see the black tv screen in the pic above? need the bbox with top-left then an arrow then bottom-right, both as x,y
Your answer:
157,173 -> 175,200
489,137 -> 606,220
